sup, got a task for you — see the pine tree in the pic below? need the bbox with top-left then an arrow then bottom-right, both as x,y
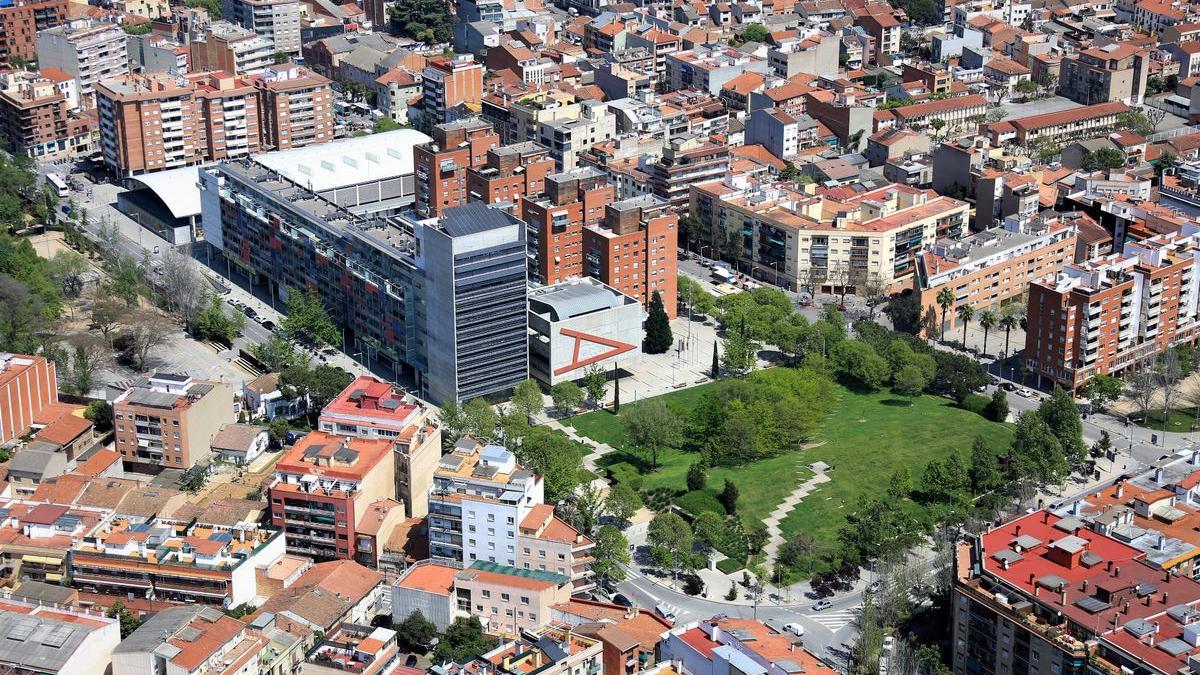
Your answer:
613,363 -> 621,414
719,479 -> 739,514
644,291 -> 673,354
711,341 -> 720,378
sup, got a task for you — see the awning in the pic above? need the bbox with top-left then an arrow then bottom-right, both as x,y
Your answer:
44,573 -> 63,582
22,555 -> 63,566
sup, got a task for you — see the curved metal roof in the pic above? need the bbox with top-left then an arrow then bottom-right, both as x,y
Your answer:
128,165 -> 203,220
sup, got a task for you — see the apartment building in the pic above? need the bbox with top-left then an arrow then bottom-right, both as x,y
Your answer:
885,93 -> 989,134
481,90 -> 583,146
221,0 -> 300,55
854,5 -> 901,64
952,509 -> 1200,675
691,175 -> 969,293
112,372 -> 234,472
768,33 -> 839,78
200,162 -> 528,405
0,498 -> 105,585
913,216 -> 1079,338
665,45 -> 768,95
552,599 -> 672,675
522,166 -> 616,285
268,431 -> 400,563
189,20 -> 276,75
192,71 -> 260,160
36,19 -> 129,106
392,559 -> 574,632
305,624 -> 398,675
745,108 -> 821,162
0,69 -> 89,158
1060,43 -> 1149,106
96,73 -> 203,178
251,63 -> 334,150
518,503 -> 595,592
583,194 -> 679,318
421,54 -> 484,128
0,595 -> 120,675
316,375 -> 441,518
466,142 -> 555,208
647,133 -> 729,210
459,625 -> 602,674
661,617 -> 837,675
537,99 -> 617,171
113,606 -> 293,675
70,514 -> 285,606
413,117 -> 500,218
0,0 -> 68,69
429,438 -> 545,566
985,100 -> 1131,145
0,354 -> 57,446
1024,228 -> 1200,391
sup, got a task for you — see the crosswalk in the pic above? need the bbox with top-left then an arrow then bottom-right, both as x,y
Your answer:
806,608 -> 858,632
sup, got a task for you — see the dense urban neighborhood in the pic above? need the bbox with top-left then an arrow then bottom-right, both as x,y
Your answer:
4,0 -> 1200,672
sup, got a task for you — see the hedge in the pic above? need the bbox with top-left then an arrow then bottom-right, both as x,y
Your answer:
675,489 -> 725,517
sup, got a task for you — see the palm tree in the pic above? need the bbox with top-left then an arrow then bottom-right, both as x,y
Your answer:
999,314 -> 1019,360
936,287 -> 955,341
958,303 -> 975,346
979,310 -> 997,357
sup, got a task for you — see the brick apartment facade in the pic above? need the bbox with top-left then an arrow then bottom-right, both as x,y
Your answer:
0,354 -> 57,446
0,70 -> 91,158
97,73 -> 205,177
0,0 -> 68,69
521,166 -> 615,285
251,63 -> 334,151
112,372 -> 235,471
466,141 -> 555,209
421,54 -> 483,128
583,194 -> 679,318
414,117 -> 500,217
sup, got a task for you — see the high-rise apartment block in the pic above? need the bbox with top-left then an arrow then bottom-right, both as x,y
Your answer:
221,0 -> 300,55
414,117 -> 500,218
317,375 -> 442,518
421,54 -> 484,128
192,70 -> 261,160
112,372 -> 235,472
584,195 -> 678,317
36,19 -> 129,106
0,354 -> 57,446
466,142 -> 555,209
0,69 -> 91,158
250,63 -> 334,150
1024,227 -> 1200,391
429,438 -> 545,566
0,0 -> 68,70
522,167 -> 615,285
188,20 -> 276,75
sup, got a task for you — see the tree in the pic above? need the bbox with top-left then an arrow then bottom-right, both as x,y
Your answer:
515,427 -> 582,502
1092,430 -> 1113,459
740,22 -> 769,43
831,340 -> 890,391
183,0 -> 222,17
118,310 -> 170,370
999,313 -> 1019,359
0,276 -> 44,353
644,291 -> 673,354
281,288 -> 339,346
433,617 -> 491,663
550,381 -> 584,414
159,249 -> 205,323
721,322 -> 760,374
1126,365 -> 1158,427
84,400 -> 114,433
1144,106 -> 1168,133
567,483 -> 607,536
1118,110 -> 1154,137
978,310 -> 996,356
686,461 -> 707,492
936,287 -> 955,341
622,398 -> 682,469
1082,147 -> 1127,172
605,482 -> 642,522
969,436 -> 1003,493
1038,387 -> 1086,467
648,512 -> 693,581
107,600 -> 143,639
91,291 -> 127,346
250,336 -> 302,372
746,523 -> 769,556
984,388 -> 1009,423
106,255 -> 143,308
591,525 -> 631,589
891,364 -> 926,402
888,466 -> 911,500
192,294 -> 245,344
932,351 -> 989,403
923,451 -> 969,503
958,303 -> 975,345
510,379 -> 544,421
928,118 -> 946,140
1009,411 -> 1067,484
582,366 -> 607,408
863,272 -> 888,321
67,341 -> 99,396
46,250 -> 89,298
719,479 -> 739,514
1157,351 -> 1184,432
1153,152 -> 1178,180
1014,79 -> 1039,97
280,363 -> 352,413
267,417 -> 290,447
1084,374 -> 1122,410
461,398 -> 497,439
387,0 -> 454,43
711,341 -> 720,378
394,611 -> 437,652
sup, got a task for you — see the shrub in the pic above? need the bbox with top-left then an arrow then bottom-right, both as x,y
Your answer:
676,489 -> 725,517
960,393 -> 990,416
717,558 -> 744,574
642,487 -> 676,512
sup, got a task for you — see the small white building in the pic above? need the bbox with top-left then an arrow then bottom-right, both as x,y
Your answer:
528,278 -> 644,386
210,423 -> 269,465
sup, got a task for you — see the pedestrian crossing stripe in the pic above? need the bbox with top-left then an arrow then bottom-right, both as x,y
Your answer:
807,610 -> 857,630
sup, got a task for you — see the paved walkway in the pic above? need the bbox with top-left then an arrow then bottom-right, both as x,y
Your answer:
545,419 -> 619,476
761,461 -> 831,565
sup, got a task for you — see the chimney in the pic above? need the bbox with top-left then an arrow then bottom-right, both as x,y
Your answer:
1115,566 -> 1121,577
1191,450 -> 1199,466
1164,592 -> 1170,604
1124,601 -> 1131,614
1082,580 -> 1089,593
1015,524 -> 1022,535
1061,588 -> 1068,605
1107,560 -> 1113,572
1116,483 -> 1124,498
1158,534 -> 1167,551
1155,467 -> 1165,484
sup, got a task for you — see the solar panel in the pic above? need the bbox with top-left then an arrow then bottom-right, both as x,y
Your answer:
7,617 -> 38,642
41,625 -> 76,648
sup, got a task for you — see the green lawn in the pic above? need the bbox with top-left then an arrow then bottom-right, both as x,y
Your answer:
778,384 -> 1014,549
566,384 -> 715,449
1132,408 -> 1200,433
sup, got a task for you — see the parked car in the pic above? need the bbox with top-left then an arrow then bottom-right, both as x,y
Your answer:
654,602 -> 678,623
1001,382 -> 1016,392
783,622 -> 805,637
867,581 -> 881,593
811,599 -> 833,612
261,320 -> 277,331
243,306 -> 258,319
405,655 -> 419,668
1018,387 -> 1034,398
612,594 -> 633,607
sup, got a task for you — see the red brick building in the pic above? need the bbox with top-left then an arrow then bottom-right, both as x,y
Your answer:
413,117 -> 498,218
465,141 -> 554,209
583,195 -> 678,318
0,354 -> 57,446
0,0 -> 68,69
520,166 -> 615,285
